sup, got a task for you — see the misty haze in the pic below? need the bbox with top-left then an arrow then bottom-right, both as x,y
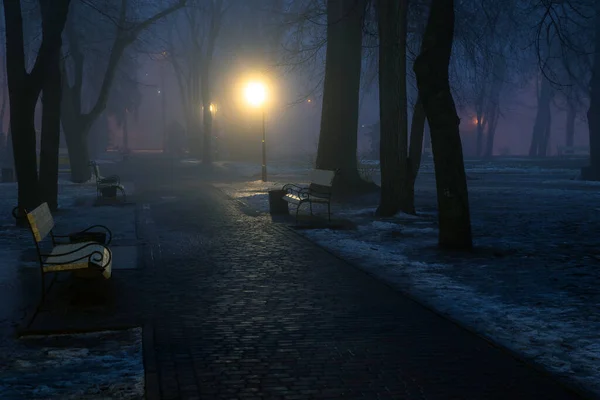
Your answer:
0,0 -> 598,399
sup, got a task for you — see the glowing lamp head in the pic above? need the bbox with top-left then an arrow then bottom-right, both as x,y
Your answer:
245,82 -> 266,107
209,103 -> 217,113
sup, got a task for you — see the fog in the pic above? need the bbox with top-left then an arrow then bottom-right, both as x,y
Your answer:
0,0 -> 594,163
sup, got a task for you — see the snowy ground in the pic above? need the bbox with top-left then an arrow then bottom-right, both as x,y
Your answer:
214,156 -> 600,397
0,328 -> 144,399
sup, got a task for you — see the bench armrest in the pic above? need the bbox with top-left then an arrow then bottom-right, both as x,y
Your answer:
98,175 -> 120,185
53,224 -> 112,245
282,183 -> 304,191
76,224 -> 112,245
41,242 -> 112,268
283,184 -> 310,199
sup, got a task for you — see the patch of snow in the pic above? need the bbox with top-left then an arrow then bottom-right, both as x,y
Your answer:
301,224 -> 600,396
0,328 -> 144,399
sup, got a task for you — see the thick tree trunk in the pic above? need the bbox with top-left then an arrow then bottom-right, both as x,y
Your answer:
566,101 -> 576,147
4,3 -> 39,213
423,121 -> 431,151
0,81 -> 11,167
406,97 -> 426,205
63,116 -> 91,183
10,103 -> 39,211
316,0 -> 374,195
413,0 -> 472,249
539,114 -> 552,157
529,76 -> 552,157
39,43 -> 62,211
376,0 -> 409,216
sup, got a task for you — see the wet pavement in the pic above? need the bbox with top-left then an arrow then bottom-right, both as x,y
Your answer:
0,155 -> 593,399
130,156 -> 585,399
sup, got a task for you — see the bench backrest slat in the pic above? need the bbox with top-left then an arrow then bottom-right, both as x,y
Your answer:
26,202 -> 54,243
309,169 -> 335,187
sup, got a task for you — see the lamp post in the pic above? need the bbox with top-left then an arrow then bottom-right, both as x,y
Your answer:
244,81 -> 267,182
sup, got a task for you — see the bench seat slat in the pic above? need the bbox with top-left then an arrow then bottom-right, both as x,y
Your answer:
283,194 -> 303,204
43,242 -> 112,279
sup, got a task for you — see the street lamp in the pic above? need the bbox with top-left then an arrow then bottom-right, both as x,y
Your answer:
244,81 -> 267,182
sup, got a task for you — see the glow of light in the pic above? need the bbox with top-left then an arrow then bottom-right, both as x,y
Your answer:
307,99 -> 311,103
157,89 -> 161,94
244,81 -> 266,107
209,103 -> 217,113
472,117 -> 478,124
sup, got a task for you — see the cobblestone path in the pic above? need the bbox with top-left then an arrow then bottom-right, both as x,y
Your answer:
129,158 -> 585,400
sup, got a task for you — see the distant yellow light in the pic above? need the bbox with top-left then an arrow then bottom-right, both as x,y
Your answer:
209,103 -> 217,113
307,99 -> 311,103
472,117 -> 478,124
245,82 -> 266,107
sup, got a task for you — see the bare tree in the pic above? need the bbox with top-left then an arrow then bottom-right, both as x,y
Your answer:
3,0 -> 71,215
62,0 -> 186,183
316,0 -> 377,195
376,0 -> 410,216
414,0 -> 472,249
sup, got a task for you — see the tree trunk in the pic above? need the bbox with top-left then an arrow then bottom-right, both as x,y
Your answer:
376,0 -> 409,216
529,76 -> 552,157
39,39 -> 63,211
566,101 -> 576,147
123,109 -> 129,150
9,102 -> 39,211
539,112 -> 552,157
189,64 -> 202,157
423,121 -> 431,151
316,0 -> 374,195
483,104 -> 499,158
475,115 -> 485,157
474,94 -> 485,157
201,66 -> 213,165
4,3 -> 40,213
586,5 -> 600,179
63,115 -> 91,183
413,0 -> 472,250
406,97 -> 426,206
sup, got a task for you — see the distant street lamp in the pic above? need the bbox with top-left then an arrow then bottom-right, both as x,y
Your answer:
244,81 -> 267,182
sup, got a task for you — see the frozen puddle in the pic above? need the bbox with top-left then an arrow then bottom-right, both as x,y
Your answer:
0,328 -> 144,399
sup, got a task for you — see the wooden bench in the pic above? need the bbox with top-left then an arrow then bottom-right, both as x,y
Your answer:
25,202 -> 113,302
282,169 -> 336,223
556,145 -> 589,157
89,160 -> 126,201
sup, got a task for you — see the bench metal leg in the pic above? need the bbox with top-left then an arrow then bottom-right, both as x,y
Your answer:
295,204 -> 300,225
309,201 -> 313,216
327,202 -> 331,222
117,187 -> 127,202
